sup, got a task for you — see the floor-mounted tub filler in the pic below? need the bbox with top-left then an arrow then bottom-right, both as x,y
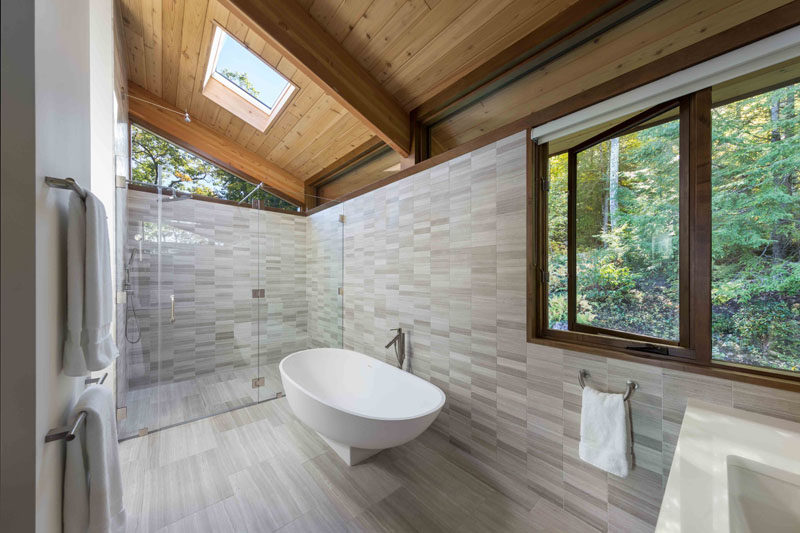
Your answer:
279,348 -> 445,465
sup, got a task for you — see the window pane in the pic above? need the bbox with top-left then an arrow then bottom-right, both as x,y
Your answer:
711,83 -> 800,373
215,32 -> 290,110
548,153 -> 568,329
130,124 -> 299,211
574,117 -> 680,339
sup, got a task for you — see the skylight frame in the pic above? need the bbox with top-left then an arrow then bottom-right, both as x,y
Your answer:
202,24 -> 296,132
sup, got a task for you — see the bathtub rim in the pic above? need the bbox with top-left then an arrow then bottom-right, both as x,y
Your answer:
279,347 -> 445,423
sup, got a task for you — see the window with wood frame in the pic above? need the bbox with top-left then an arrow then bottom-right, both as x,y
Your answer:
532,71 -> 800,377
202,25 -> 296,132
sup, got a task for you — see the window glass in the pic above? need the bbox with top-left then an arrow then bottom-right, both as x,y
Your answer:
130,124 -> 299,211
548,153 -> 568,330
214,31 -> 290,110
574,116 -> 680,339
711,83 -> 800,372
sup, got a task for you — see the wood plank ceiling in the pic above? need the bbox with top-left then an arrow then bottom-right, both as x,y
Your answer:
119,0 -> 580,200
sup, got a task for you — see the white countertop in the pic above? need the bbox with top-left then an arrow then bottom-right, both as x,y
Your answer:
656,399 -> 800,533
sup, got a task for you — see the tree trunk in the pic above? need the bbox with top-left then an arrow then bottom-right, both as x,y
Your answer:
786,91 -> 796,198
770,98 -> 781,142
769,96 -> 786,260
609,137 -> 619,230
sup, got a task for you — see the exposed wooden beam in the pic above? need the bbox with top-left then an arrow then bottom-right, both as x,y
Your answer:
305,137 -> 384,187
219,0 -> 411,157
307,1 -> 800,215
400,111 -> 427,170
127,83 -> 305,206
414,0 -> 659,125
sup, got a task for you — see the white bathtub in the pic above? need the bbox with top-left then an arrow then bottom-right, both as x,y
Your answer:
279,348 -> 445,465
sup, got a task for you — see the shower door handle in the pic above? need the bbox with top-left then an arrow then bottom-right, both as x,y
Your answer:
170,294 -> 175,323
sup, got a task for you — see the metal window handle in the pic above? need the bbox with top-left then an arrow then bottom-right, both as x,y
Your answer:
170,294 -> 175,323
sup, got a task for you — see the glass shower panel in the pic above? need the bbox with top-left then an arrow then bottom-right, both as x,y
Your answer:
117,181 -> 346,439
155,193 -> 261,430
117,188 -> 162,439
254,201 -> 309,401
118,186 -> 265,438
306,201 -> 345,351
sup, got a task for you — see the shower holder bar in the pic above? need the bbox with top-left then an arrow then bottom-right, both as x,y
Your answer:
578,369 -> 638,401
45,373 -> 108,442
45,176 -> 87,200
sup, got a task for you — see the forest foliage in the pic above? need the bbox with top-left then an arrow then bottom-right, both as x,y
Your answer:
547,83 -> 799,372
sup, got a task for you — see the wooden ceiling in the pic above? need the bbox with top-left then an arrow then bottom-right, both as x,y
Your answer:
299,0 -> 580,111
118,0 -> 582,202
119,0 -> 799,207
120,0 -> 376,187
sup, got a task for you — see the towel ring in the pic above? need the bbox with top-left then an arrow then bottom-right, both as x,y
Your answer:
578,369 -> 638,401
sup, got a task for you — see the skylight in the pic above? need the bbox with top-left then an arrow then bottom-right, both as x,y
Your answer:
203,25 -> 295,132
214,32 -> 288,110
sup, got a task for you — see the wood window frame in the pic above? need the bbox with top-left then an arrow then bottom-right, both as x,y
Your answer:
529,87 -> 799,388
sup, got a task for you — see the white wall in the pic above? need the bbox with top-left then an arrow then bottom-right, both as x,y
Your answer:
38,0 -> 116,527
89,0 -> 118,399
0,0 -> 115,530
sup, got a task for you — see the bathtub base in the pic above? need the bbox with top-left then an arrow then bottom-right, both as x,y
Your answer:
319,434 -> 381,466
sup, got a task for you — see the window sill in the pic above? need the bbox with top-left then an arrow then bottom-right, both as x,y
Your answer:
527,334 -> 800,393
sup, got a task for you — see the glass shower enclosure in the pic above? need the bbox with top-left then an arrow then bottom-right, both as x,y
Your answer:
116,182 -> 343,440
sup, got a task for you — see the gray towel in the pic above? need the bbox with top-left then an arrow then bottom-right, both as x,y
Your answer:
63,192 -> 118,376
64,384 -> 125,533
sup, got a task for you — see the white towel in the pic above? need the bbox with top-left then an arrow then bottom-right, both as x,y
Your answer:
64,384 -> 126,533
63,192 -> 119,376
578,386 -> 631,478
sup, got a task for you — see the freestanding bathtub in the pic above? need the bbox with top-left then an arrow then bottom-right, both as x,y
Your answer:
279,348 -> 445,465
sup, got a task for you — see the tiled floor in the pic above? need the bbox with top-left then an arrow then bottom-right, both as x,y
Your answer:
119,363 -> 283,440
120,398 -> 598,532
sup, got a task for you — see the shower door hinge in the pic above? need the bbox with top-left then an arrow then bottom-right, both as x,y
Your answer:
252,288 -> 265,299
338,287 -> 343,295
339,214 -> 346,223
116,290 -> 127,304
252,377 -> 265,389
116,407 -> 127,421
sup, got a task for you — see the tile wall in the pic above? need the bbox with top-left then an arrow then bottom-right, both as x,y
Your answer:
310,131 -> 800,532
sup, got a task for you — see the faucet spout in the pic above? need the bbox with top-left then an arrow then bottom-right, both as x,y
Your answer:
385,332 -> 401,349
385,328 -> 406,368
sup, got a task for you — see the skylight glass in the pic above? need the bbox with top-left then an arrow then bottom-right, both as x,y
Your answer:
214,32 -> 289,110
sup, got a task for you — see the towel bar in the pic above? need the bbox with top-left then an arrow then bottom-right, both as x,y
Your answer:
84,372 -> 108,385
578,369 -> 638,401
45,373 -> 108,442
44,176 -> 87,200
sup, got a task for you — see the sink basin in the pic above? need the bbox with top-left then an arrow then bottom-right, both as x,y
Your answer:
656,400 -> 800,533
727,455 -> 800,533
